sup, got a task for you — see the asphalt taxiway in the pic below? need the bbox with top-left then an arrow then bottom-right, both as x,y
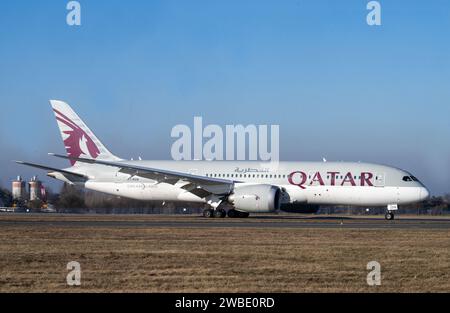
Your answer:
0,214 -> 449,229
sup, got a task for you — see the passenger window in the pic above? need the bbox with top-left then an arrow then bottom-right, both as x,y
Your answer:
402,176 -> 412,182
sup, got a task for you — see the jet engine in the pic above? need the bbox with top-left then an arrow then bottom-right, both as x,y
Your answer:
228,184 -> 281,213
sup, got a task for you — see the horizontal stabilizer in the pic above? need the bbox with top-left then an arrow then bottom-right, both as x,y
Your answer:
15,161 -> 87,179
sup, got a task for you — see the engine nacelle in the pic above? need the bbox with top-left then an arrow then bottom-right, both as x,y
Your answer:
228,184 -> 281,213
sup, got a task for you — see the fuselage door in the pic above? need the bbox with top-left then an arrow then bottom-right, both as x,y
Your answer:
374,173 -> 385,187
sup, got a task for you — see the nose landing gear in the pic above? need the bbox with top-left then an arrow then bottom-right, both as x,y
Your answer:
385,204 -> 398,220
385,211 -> 395,220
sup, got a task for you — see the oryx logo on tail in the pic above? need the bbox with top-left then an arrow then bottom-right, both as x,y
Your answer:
50,100 -> 122,166
53,108 -> 100,165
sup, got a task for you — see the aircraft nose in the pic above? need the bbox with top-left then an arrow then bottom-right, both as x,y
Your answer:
419,187 -> 430,201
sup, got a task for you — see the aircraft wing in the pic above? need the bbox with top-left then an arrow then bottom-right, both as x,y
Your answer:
49,153 -> 234,197
15,161 -> 88,179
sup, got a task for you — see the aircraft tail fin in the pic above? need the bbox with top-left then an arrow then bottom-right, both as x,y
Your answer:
50,100 -> 121,166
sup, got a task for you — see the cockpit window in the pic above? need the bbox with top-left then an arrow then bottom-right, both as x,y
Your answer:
403,175 -> 420,182
402,176 -> 412,182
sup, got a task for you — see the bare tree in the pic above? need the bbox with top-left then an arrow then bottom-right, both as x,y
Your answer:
56,183 -> 86,212
0,185 -> 12,207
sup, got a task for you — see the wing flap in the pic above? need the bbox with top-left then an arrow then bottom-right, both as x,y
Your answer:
181,183 -> 212,198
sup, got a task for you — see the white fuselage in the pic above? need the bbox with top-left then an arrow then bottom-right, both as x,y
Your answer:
67,160 -> 429,209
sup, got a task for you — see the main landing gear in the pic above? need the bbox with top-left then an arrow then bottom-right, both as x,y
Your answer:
202,208 -> 249,218
203,208 -> 226,218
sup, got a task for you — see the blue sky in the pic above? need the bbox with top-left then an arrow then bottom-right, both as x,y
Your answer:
0,0 -> 449,195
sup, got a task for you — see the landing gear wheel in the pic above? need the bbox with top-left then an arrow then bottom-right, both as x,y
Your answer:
213,209 -> 226,218
385,212 -> 394,220
227,209 -> 250,218
227,209 -> 237,218
203,209 -> 214,218
239,212 -> 250,218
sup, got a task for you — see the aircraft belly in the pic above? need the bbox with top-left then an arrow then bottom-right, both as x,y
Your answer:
287,185 -> 400,207
84,181 -> 204,202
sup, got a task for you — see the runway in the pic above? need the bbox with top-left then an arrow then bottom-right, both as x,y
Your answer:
1,214 -> 449,229
1,213 -> 449,292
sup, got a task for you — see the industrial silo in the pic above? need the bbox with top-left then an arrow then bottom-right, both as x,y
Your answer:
29,176 -> 42,201
12,176 -> 27,201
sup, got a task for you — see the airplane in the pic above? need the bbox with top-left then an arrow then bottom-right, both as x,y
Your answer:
16,100 -> 430,220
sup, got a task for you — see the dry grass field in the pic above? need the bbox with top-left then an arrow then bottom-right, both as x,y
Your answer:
0,214 -> 449,292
